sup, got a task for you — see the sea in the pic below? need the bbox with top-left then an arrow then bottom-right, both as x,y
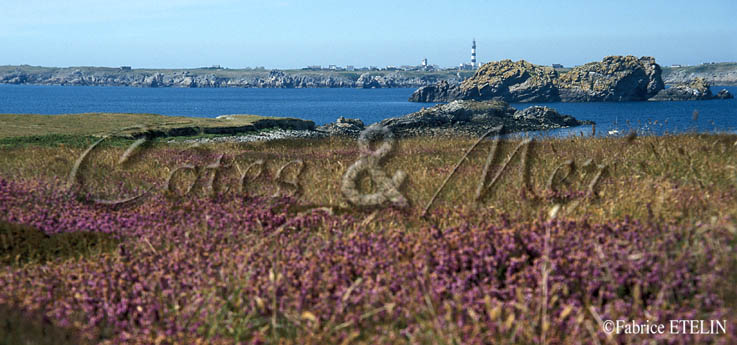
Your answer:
1,84 -> 735,137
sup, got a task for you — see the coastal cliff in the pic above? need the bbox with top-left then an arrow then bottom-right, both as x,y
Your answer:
0,66 -> 472,89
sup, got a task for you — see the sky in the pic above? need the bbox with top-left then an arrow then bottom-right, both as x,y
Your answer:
1,0 -> 736,69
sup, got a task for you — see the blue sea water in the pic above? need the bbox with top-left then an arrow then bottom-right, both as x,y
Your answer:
0,85 -> 429,126
0,84 -> 735,136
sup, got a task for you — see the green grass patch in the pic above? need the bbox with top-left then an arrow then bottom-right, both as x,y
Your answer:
0,221 -> 120,266
0,113 -> 312,139
0,134 -> 136,148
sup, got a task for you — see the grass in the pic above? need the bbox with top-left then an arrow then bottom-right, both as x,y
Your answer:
1,131 -> 736,344
0,113 -> 312,139
2,131 -> 736,244
0,134 -> 135,149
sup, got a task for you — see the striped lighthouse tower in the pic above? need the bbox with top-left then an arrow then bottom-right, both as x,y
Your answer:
471,39 -> 477,68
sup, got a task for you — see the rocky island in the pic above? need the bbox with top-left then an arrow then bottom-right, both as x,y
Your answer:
410,56 -> 732,103
157,100 -> 593,143
317,100 -> 590,138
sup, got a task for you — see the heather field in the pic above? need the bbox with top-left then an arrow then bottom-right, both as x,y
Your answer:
1,132 -> 737,344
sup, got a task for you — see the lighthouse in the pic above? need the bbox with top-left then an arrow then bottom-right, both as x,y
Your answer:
459,39 -> 480,70
471,39 -> 477,68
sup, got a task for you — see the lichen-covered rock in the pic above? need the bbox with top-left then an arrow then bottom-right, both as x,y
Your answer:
409,56 -> 670,103
557,56 -> 663,101
648,77 -> 717,101
459,60 -> 559,102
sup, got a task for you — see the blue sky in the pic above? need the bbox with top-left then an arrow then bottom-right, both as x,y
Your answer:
1,0 -> 735,68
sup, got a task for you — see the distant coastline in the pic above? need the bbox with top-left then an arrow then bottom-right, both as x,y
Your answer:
662,63 -> 737,86
0,66 -> 475,89
1,63 -> 735,89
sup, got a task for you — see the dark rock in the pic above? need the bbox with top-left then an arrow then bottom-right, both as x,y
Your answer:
408,80 -> 464,102
716,89 -> 734,99
379,100 -> 591,137
251,118 -> 315,131
513,106 -> 584,127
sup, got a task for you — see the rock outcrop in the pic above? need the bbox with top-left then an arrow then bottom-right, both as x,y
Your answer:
459,60 -> 560,102
512,106 -> 583,127
409,56 -> 708,103
556,56 -> 664,101
648,78 -> 733,101
132,115 -> 316,139
408,80 -> 465,102
408,60 -> 561,103
375,100 -> 590,137
716,89 -> 734,99
316,117 -> 365,136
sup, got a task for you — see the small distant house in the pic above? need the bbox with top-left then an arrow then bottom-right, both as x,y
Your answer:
552,64 -> 564,69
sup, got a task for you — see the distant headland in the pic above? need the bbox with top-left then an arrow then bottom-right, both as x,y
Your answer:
0,65 -> 474,89
1,61 -> 735,89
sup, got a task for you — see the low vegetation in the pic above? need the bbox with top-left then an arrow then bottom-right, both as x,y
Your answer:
0,221 -> 119,266
1,130 -> 736,344
0,113 -> 310,139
